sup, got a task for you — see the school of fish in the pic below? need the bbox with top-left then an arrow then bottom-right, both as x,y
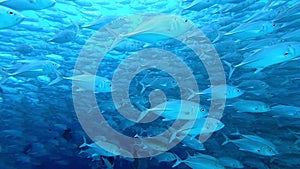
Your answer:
0,0 -> 300,169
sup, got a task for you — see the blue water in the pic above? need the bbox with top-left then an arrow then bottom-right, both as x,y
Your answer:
0,0 -> 300,169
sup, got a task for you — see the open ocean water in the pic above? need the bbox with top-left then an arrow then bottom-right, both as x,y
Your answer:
0,0 -> 300,169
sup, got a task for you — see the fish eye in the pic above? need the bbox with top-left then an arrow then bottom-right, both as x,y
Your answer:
237,89 -> 240,92
284,52 -> 289,55
272,24 -> 276,26
201,108 -> 205,112
184,19 -> 188,23
8,11 -> 14,15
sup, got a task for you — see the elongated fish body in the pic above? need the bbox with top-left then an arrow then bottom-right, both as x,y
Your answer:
231,100 -> 270,113
173,153 -> 225,169
183,0 -> 217,11
66,74 -> 112,93
224,21 -> 277,40
237,42 -> 300,72
187,118 -> 224,137
108,15 -> 193,44
0,0 -> 56,10
190,85 -> 244,100
223,134 -> 279,156
218,157 -> 244,168
47,30 -> 77,43
147,100 -> 208,120
1,60 -> 60,78
0,5 -> 24,29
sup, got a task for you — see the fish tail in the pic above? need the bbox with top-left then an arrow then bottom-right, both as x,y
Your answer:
221,133 -> 231,146
139,81 -> 150,94
0,66 -> 9,84
104,26 -> 122,50
212,31 -> 224,43
133,103 -> 150,122
187,88 -> 201,100
172,153 -> 183,168
79,136 -> 88,148
48,70 -> 64,86
223,60 -> 236,80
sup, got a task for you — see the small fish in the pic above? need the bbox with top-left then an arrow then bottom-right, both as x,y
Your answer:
281,29 -> 300,41
223,21 -> 278,40
227,42 -> 300,78
0,60 -> 60,84
106,14 -> 193,45
218,156 -> 244,168
14,43 -> 34,54
0,5 -> 24,29
181,135 -> 206,151
185,118 -> 225,137
188,84 -> 244,100
81,15 -> 119,30
173,153 -> 225,169
0,0 -> 56,10
182,0 -> 217,11
222,133 -> 279,156
47,30 -> 77,44
49,73 -> 112,93
231,100 -> 271,113
79,136 -> 118,157
270,105 -> 300,118
138,100 -> 208,121
153,152 -> 176,163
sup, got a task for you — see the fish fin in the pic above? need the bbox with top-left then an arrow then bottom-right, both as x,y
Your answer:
221,133 -> 231,146
172,153 -> 183,168
254,68 -> 264,74
223,60 -> 236,80
187,88 -> 201,100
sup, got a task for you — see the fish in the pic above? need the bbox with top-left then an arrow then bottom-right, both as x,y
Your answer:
181,0 -> 217,11
185,118 -> 225,137
14,43 -> 34,54
106,14 -> 193,46
0,0 -> 56,10
181,135 -> 206,151
227,42 -> 300,78
153,152 -> 176,163
188,84 -> 244,100
137,99 -> 208,121
47,30 -> 77,44
79,136 -> 119,157
223,21 -> 278,40
231,100 -> 271,113
218,157 -> 244,168
0,5 -> 24,29
172,153 -> 225,169
222,133 -> 279,156
270,105 -> 300,118
0,60 -> 60,84
49,72 -> 112,93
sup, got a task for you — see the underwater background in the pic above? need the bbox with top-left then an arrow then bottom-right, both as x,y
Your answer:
0,0 -> 300,169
